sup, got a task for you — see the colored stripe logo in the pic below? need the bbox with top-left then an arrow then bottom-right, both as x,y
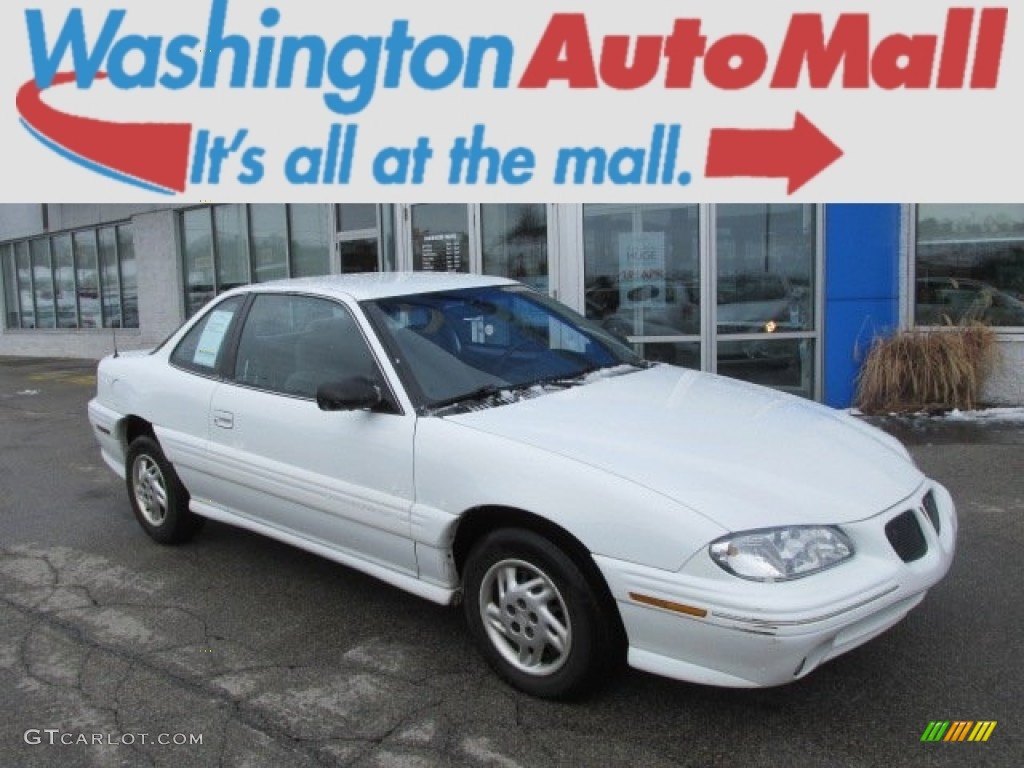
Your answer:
921,721 -> 997,742
16,71 -> 193,194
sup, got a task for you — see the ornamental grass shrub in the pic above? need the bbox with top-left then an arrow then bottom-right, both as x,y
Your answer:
854,324 -> 998,415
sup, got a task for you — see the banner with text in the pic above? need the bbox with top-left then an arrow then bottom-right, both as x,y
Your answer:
1,0 -> 1021,201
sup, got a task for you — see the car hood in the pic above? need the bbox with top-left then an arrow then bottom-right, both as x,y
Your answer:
444,366 -> 923,531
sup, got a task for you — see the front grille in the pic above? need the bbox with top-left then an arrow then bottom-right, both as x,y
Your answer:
922,491 -> 941,534
885,510 -> 928,562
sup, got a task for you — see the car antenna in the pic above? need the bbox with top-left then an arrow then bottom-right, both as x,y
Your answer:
112,323 -> 119,358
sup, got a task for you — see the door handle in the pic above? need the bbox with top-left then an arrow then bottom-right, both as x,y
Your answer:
213,410 -> 234,429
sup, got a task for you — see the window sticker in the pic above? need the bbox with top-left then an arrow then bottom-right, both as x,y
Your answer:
193,310 -> 235,368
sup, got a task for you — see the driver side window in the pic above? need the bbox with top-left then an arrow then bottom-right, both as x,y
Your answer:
232,294 -> 381,399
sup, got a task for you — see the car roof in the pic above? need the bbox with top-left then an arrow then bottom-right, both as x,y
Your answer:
224,272 -> 519,302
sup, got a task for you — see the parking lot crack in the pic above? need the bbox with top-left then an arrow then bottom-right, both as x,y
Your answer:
3,593 -> 358,767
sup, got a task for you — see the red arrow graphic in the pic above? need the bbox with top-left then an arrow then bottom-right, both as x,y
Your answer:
16,72 -> 192,194
705,113 -> 843,195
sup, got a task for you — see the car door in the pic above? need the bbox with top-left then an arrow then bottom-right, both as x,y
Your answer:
150,294 -> 248,502
203,292 -> 418,576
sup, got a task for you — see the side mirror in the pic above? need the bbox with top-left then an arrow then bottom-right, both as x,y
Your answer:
316,376 -> 383,412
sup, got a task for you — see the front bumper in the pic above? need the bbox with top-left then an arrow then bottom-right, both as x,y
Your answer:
596,481 -> 957,687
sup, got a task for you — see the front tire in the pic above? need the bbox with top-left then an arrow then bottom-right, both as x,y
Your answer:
463,528 -> 618,700
125,436 -> 203,545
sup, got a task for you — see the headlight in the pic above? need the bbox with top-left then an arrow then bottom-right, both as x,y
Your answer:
709,526 -> 854,582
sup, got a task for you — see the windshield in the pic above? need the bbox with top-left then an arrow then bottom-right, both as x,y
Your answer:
363,285 -> 644,409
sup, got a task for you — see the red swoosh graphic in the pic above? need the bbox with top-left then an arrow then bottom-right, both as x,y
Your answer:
17,72 -> 192,193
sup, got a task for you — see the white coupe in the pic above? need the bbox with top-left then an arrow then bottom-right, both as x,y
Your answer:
87,273 -> 957,699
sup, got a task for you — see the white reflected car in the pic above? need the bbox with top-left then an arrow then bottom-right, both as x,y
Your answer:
87,274 -> 957,699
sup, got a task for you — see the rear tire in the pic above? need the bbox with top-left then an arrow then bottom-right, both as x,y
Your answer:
463,528 -> 618,700
125,436 -> 204,545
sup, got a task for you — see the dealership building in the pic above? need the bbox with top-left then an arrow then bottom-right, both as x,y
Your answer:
2,203 -> 1022,408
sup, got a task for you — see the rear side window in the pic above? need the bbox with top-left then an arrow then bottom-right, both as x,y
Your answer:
170,296 -> 245,375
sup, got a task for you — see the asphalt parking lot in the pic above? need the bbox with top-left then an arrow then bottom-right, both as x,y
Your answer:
1,355 -> 1022,768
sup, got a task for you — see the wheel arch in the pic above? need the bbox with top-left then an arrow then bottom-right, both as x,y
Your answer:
120,415 -> 157,453
452,505 -> 627,643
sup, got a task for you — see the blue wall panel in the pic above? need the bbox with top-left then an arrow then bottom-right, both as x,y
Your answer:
823,205 -> 903,408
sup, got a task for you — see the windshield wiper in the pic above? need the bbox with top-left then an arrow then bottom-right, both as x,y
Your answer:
427,385 -> 504,410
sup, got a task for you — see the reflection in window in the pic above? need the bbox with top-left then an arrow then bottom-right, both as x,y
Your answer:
1,225 -> 139,331
337,204 -> 378,232
716,204 -> 815,335
916,204 -> 1024,327
250,204 -> 289,283
118,226 -> 138,329
181,205 -> 337,317
290,205 -> 330,277
98,228 -> 120,328
215,205 -> 249,292
336,204 -> 384,273
30,239 -> 55,329
52,234 -> 76,329
718,339 -> 815,399
15,242 -> 35,328
74,231 -> 101,328
716,205 -> 816,399
635,341 -> 701,370
2,244 -> 18,328
583,204 -> 700,369
481,204 -> 549,293
182,208 -> 215,316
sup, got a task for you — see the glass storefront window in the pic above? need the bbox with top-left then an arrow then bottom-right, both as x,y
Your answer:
250,204 -> 289,283
718,339 -> 816,399
634,340 -> 701,370
716,204 -> 815,335
339,239 -> 379,273
584,203 -> 700,337
52,234 -> 76,329
290,205 -> 331,277
182,205 -> 336,316
715,204 -> 817,399
30,239 -> 55,329
215,204 -> 250,292
15,242 -> 35,328
411,204 -> 469,273
182,209 -> 215,316
73,231 -> 101,328
2,244 -> 19,328
916,204 -> 1024,327
337,204 -> 378,232
1,224 -> 138,332
118,226 -> 138,329
98,228 -> 121,328
583,204 -> 701,371
481,204 -> 549,293
379,206 -> 396,272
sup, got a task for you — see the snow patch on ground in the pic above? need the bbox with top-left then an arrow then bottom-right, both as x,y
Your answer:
846,406 -> 1024,423
944,407 -> 1024,423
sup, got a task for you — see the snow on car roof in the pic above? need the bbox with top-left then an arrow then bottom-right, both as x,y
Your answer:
233,272 -> 519,301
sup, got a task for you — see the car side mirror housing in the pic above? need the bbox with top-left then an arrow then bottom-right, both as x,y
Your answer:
316,376 -> 384,412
